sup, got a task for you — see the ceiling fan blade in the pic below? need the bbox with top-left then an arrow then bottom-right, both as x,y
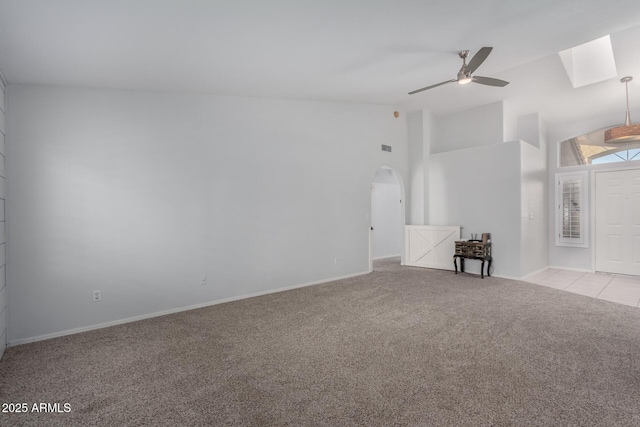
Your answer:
466,47 -> 493,74
472,76 -> 509,87
408,79 -> 456,95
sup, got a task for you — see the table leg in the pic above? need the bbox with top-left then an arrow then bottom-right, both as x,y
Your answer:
481,260 -> 485,279
487,259 -> 492,277
460,258 -> 465,273
453,257 -> 458,274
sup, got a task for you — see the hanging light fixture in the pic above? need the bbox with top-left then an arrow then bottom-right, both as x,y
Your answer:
604,76 -> 640,144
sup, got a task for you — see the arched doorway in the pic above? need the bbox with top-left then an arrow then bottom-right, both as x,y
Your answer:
370,167 -> 405,271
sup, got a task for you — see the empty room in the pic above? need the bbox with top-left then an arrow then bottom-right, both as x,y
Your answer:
1,1 -> 640,425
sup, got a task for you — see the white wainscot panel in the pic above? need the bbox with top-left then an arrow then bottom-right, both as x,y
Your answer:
405,225 -> 460,270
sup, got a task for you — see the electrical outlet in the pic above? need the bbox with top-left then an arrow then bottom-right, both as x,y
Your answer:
200,275 -> 207,286
92,290 -> 101,302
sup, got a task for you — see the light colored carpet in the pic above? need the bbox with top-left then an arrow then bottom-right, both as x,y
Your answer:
2,258 -> 640,426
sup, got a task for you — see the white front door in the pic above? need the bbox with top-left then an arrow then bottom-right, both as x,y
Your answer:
595,169 -> 640,275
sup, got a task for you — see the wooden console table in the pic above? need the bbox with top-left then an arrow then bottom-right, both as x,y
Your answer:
453,241 -> 492,278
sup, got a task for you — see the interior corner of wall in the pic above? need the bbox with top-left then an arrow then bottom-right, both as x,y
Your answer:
422,111 -> 433,152
517,113 -> 546,149
539,115 -> 548,145
502,101 -> 518,142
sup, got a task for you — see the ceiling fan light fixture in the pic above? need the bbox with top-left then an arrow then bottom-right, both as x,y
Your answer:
604,76 -> 640,144
408,47 -> 509,95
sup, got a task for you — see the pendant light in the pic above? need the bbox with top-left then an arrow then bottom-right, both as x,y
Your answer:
604,76 -> 640,144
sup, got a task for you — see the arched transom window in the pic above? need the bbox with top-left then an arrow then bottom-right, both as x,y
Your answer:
559,127 -> 640,167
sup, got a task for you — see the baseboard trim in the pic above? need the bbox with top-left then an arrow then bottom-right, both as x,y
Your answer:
491,273 -> 522,281
548,265 -> 592,274
372,254 -> 402,261
9,270 -> 370,347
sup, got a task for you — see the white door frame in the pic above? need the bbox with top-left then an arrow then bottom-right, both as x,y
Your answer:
369,166 -> 406,272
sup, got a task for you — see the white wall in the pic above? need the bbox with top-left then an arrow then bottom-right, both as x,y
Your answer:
0,73 -> 6,358
395,102 -> 549,278
371,169 -> 402,259
406,110 -> 434,225
7,85 -> 408,343
432,101 -> 505,154
503,102 -> 518,142
520,133 -> 548,276
407,111 -> 424,224
518,113 -> 543,149
428,141 -> 522,278
408,101 -> 547,279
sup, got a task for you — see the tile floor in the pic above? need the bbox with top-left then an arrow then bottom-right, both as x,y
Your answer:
524,269 -> 640,308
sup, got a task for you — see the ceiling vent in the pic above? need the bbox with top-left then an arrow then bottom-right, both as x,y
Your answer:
381,144 -> 392,152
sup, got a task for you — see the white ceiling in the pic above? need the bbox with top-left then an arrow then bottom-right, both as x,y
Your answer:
3,0 -> 640,125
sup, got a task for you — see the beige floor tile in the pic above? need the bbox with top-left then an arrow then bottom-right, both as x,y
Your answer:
526,268 -> 640,310
565,281 -> 608,298
551,271 -> 585,280
609,277 -> 640,287
597,295 -> 640,307
574,273 -> 613,284
598,281 -> 640,302
524,270 -> 557,283
540,275 -> 577,285
605,278 -> 640,291
538,278 -> 573,290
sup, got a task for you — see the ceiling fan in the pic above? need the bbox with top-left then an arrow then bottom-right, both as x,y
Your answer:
408,47 -> 509,95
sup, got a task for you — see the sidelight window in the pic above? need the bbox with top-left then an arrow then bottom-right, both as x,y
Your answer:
556,171 -> 588,247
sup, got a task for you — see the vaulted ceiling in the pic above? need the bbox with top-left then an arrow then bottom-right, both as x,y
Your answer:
2,0 -> 640,125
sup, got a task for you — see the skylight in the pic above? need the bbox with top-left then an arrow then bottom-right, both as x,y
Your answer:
558,35 -> 617,88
